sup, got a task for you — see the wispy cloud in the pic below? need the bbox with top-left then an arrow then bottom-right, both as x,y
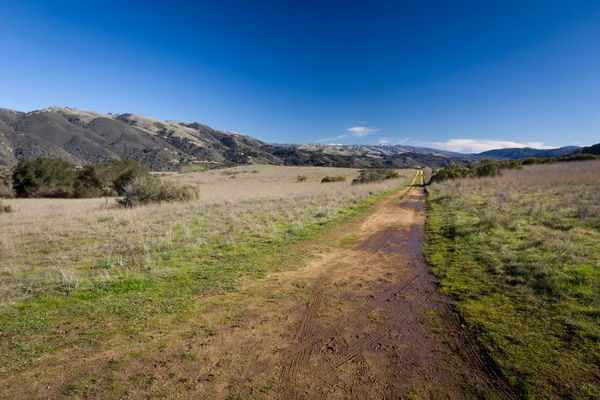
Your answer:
378,137 -> 409,145
415,138 -> 555,153
314,134 -> 348,143
347,126 -> 379,137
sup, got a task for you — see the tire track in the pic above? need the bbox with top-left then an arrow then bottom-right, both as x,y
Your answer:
278,185 -> 432,395
438,306 -> 518,399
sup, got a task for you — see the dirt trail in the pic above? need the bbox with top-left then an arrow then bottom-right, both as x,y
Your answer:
199,170 -> 515,399
2,171 -> 515,399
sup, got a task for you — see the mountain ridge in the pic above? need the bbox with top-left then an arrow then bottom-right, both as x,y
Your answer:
0,107 -> 581,170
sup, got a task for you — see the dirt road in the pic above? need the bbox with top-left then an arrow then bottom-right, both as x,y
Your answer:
2,171 -> 515,399
187,171 -> 514,399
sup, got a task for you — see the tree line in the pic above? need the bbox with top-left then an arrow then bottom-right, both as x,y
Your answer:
430,153 -> 599,183
4,158 -> 150,198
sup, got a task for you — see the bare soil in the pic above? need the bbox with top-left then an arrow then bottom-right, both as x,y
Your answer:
1,172 -> 515,399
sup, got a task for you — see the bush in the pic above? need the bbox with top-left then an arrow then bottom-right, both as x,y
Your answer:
81,159 -> 149,196
0,168 -> 14,198
0,201 -> 13,213
10,158 -> 150,198
12,158 -> 77,198
321,176 -> 346,183
297,175 -> 307,182
352,169 -> 399,184
117,175 -> 199,207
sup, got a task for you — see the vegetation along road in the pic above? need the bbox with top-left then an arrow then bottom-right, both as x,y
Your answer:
4,161 -> 596,399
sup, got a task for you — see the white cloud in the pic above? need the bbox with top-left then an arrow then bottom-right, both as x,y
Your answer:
315,134 -> 348,143
347,126 -> 379,137
379,137 -> 409,145
418,138 -> 555,153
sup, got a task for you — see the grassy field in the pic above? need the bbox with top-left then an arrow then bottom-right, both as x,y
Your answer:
426,160 -> 600,399
0,166 -> 415,394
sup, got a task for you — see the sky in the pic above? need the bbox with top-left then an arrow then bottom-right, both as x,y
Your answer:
1,0 -> 599,153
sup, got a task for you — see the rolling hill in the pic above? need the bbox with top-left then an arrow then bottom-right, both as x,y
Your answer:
0,106 -> 581,170
472,146 -> 581,160
0,107 -> 462,170
581,142 -> 600,155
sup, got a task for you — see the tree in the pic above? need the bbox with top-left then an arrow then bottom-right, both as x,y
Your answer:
12,158 -> 77,198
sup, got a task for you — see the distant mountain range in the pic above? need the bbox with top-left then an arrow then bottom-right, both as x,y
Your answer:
473,146 -> 581,160
0,107 -> 584,170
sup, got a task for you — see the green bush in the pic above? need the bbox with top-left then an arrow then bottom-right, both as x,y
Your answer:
352,169 -> 399,184
11,158 -> 150,198
78,159 -> 150,196
296,175 -> 307,182
321,176 -> 346,183
12,158 -> 77,198
0,201 -> 13,213
117,175 -> 199,207
0,168 -> 14,198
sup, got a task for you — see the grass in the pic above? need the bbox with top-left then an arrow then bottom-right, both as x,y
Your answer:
0,166 -> 409,305
0,166 -> 415,395
425,160 -> 600,399
0,201 -> 13,213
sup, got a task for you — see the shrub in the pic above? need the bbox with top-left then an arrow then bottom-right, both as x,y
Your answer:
117,175 -> 199,207
0,201 -> 13,213
321,176 -> 346,183
0,168 -> 14,198
11,158 -> 150,198
12,158 -> 77,198
352,169 -> 399,184
90,159 -> 150,196
297,175 -> 307,182
474,158 -> 501,178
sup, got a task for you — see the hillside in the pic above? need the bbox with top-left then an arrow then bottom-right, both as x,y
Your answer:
0,107 -> 281,171
0,107 -> 578,170
581,142 -> 600,155
473,146 -> 580,160
0,107 -> 461,170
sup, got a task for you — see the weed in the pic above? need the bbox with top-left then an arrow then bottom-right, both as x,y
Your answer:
321,175 -> 346,183
0,201 -> 13,213
117,175 -> 199,207
352,169 -> 399,184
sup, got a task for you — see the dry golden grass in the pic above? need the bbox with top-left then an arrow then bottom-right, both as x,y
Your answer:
434,160 -> 600,227
0,165 -> 413,306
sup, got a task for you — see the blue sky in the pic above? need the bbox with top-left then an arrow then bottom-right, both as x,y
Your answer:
1,0 -> 599,152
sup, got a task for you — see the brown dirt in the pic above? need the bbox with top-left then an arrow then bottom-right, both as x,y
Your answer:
1,171 -> 516,399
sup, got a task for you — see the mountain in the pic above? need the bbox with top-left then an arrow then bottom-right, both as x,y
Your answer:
581,143 -> 600,155
1,106 -> 576,170
0,107 -> 284,170
472,146 -> 581,160
0,107 -> 462,170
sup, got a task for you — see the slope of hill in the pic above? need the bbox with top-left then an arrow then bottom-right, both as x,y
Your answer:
0,107 -> 282,170
581,142 -> 600,155
5,106 -> 575,170
473,146 -> 580,160
0,107 -> 462,170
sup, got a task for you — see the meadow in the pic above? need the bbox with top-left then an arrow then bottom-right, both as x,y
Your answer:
0,166 -> 415,393
426,160 -> 600,399
0,165 -> 412,306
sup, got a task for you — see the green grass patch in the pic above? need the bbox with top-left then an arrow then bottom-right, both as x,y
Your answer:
425,182 -> 600,399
